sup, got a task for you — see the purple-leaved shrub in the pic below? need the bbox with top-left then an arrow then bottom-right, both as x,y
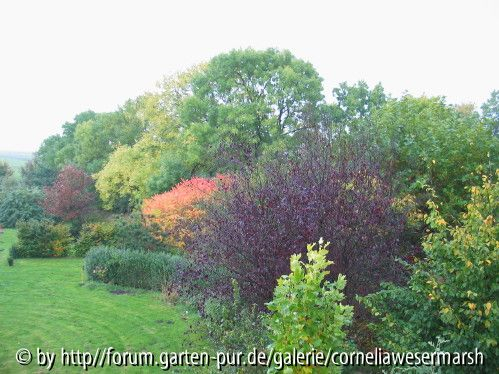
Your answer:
185,137 -> 406,309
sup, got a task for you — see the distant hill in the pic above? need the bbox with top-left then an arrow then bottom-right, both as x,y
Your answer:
0,151 -> 33,178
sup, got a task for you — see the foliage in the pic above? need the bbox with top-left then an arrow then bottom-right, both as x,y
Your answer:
0,161 -> 13,180
481,90 -> 499,136
94,67 -> 205,207
143,176 -> 223,249
71,213 -> 166,256
72,105 -> 146,174
70,221 -> 117,257
266,240 -> 353,373
43,165 -> 96,222
371,95 -> 498,220
0,187 -> 46,228
361,172 -> 498,371
15,219 -> 73,257
94,140 -> 163,212
21,158 -> 59,188
187,137 -> 405,307
199,279 -> 268,352
146,151 -> 195,195
84,246 -> 189,290
329,81 -> 387,135
111,213 -> 167,252
177,48 -> 325,175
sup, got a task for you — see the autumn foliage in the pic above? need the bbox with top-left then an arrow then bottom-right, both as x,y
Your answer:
43,165 -> 96,222
142,176 -> 225,248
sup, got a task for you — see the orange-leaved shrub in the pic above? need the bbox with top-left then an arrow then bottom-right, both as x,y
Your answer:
142,176 -> 226,248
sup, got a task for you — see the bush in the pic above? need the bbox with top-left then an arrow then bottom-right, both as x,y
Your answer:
84,246 -> 189,290
266,240 -> 353,373
71,213 -> 166,257
112,213 -> 167,252
70,221 -> 116,257
187,138 -> 405,307
143,176 -> 224,249
198,280 -> 268,352
15,219 -> 73,257
7,257 -> 14,266
0,188 -> 46,228
361,172 -> 498,371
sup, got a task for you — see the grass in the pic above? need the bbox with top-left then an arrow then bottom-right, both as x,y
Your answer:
0,229 -> 207,373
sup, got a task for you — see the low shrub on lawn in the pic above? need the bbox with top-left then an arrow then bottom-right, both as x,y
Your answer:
15,219 -> 73,257
84,246 -> 189,290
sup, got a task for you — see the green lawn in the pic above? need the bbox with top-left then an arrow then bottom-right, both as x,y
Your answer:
0,229 -> 206,373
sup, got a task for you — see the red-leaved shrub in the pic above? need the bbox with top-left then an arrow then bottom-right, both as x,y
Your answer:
142,176 -> 226,248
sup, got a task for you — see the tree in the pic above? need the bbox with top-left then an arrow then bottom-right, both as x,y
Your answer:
178,48 -> 325,173
329,81 -> 387,136
73,104 -> 146,174
96,66 -> 205,204
43,165 -> 96,222
94,139 -> 164,212
0,188 -> 46,228
21,111 -> 96,188
481,90 -> 499,136
0,161 -> 13,180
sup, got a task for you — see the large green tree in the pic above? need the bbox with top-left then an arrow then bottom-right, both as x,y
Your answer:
179,48 -> 325,170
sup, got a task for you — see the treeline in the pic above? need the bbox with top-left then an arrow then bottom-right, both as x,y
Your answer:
0,48 -> 495,220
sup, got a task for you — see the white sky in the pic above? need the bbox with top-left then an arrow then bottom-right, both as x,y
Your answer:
0,0 -> 498,152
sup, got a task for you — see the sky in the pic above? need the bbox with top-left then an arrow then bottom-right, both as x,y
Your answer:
0,0 -> 498,152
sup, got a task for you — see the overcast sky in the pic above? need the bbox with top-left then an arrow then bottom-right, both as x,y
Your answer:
0,0 -> 498,152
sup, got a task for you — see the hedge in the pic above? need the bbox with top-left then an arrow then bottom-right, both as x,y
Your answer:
84,246 -> 189,290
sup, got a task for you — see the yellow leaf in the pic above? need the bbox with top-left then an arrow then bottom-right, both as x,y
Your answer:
436,218 -> 447,226
468,303 -> 476,310
483,215 -> 494,225
485,302 -> 492,316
